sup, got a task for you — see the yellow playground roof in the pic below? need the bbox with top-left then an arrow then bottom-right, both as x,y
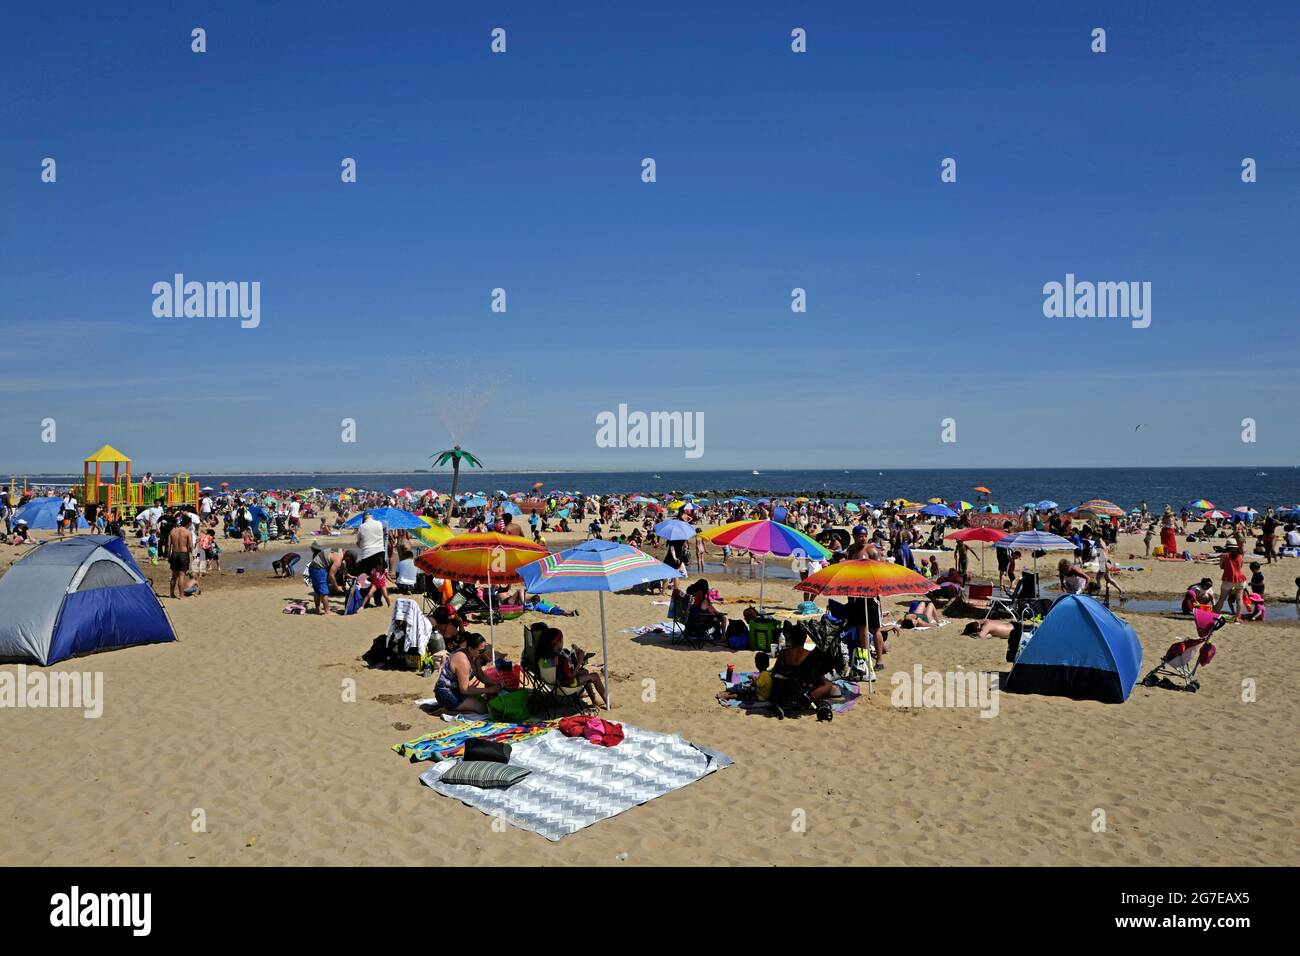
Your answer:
84,444 -> 131,463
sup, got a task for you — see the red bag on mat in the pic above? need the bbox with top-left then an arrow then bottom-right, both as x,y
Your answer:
557,715 -> 625,747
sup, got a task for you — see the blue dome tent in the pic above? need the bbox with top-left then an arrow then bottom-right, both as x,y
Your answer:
1004,594 -> 1143,703
0,537 -> 176,665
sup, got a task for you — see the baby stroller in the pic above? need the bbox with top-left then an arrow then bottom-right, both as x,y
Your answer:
1141,608 -> 1226,692
768,621 -> 839,722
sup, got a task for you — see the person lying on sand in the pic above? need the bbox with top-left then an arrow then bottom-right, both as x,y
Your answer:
899,598 -> 948,628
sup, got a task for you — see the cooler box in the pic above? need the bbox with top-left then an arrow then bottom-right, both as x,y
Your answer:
749,617 -> 780,652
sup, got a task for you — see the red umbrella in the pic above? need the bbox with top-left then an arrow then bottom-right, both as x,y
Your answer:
946,528 -> 1008,543
946,527 -> 1008,576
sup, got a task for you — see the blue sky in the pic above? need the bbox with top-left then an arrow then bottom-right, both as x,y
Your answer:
2,1 -> 1297,473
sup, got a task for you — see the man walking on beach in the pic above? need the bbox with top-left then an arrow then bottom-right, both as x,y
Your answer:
168,517 -> 194,599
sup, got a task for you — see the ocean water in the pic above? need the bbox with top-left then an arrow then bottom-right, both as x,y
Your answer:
28,467 -> 1298,511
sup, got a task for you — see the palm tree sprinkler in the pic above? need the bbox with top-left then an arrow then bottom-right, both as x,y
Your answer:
431,445 -> 483,516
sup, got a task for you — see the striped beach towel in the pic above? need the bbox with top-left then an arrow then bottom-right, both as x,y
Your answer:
392,719 -> 556,763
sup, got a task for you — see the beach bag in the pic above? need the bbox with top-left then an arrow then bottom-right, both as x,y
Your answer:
361,636 -> 388,666
463,738 -> 512,764
487,689 -> 532,723
725,619 -> 750,650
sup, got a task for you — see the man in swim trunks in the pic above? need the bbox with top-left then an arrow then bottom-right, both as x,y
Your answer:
168,517 -> 194,599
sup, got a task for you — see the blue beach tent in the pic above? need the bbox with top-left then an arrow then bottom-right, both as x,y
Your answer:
1004,594 -> 1142,703
13,496 -> 89,530
0,536 -> 176,665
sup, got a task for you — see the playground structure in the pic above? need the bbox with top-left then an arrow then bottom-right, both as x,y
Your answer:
6,476 -> 31,500
72,444 -> 199,517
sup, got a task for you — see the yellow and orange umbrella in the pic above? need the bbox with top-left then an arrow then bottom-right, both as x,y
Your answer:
793,559 -> 933,599
414,532 -> 548,585
415,533 -> 550,654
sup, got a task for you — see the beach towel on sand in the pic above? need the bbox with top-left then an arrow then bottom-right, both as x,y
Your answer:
392,719 -> 556,762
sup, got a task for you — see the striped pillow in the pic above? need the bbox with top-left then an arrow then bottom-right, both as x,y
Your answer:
439,760 -> 530,789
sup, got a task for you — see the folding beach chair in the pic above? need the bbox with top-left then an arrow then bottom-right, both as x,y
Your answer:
668,590 -> 712,649
520,622 -> 593,718
985,571 -> 1042,622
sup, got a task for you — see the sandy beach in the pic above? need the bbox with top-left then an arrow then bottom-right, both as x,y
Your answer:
2,527 -> 1295,867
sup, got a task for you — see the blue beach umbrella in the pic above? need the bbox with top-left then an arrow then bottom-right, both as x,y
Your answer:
502,502 -> 523,516
653,519 -> 697,541
1036,500 -> 1058,511
459,495 -> 488,509
517,539 -> 685,709
920,503 -> 958,518
342,507 -> 428,530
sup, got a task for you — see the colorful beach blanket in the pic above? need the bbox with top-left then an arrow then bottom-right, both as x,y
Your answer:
392,719 -> 556,762
717,670 -> 862,715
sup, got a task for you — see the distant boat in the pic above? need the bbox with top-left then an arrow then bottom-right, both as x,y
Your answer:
752,470 -> 760,475
1257,472 -> 1268,476
652,474 -> 661,479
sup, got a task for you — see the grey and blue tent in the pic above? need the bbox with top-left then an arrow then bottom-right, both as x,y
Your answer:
1004,594 -> 1142,703
0,536 -> 175,665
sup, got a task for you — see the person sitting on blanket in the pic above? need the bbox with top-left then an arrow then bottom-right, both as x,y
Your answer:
542,627 -> 607,708
433,632 -> 501,714
716,652 -> 773,703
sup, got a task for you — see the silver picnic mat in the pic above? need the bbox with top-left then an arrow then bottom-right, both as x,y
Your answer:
418,724 -> 731,841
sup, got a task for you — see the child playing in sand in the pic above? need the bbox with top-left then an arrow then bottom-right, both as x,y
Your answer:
369,564 -> 391,608
146,531 -> 159,566
1249,561 -> 1265,598
242,528 -> 256,552
717,652 -> 773,703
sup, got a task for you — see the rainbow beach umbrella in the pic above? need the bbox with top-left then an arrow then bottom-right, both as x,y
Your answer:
701,519 -> 830,611
517,540 -> 684,709
1188,499 -> 1214,511
1078,499 -> 1124,518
